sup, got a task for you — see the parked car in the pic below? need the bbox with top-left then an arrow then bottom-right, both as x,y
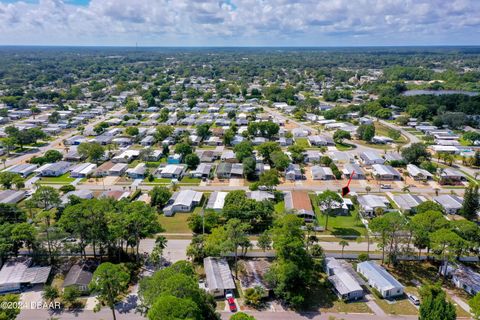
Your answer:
226,292 -> 237,312
408,293 -> 420,305
380,184 -> 392,189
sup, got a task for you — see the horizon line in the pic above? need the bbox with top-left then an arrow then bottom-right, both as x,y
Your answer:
1,44 -> 480,48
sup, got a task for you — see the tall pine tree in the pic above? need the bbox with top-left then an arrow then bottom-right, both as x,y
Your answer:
461,184 -> 480,219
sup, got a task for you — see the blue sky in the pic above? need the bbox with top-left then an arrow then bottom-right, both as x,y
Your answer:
0,0 -> 479,46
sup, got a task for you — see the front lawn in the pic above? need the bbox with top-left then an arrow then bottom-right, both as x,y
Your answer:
39,173 -> 75,184
372,295 -> 418,315
310,194 -> 366,236
180,177 -> 201,185
158,213 -> 192,234
335,142 -> 355,151
294,137 -> 311,149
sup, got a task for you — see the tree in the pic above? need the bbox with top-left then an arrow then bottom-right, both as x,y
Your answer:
147,295 -> 201,320
339,240 -> 349,258
149,186 -> 172,211
174,143 -> 193,159
122,201 -> 163,261
257,230 -> 272,252
430,229 -> 466,277
196,124 -> 211,139
207,219 -> 251,278
461,184 -> 480,219
242,156 -> 256,180
155,125 -> 174,142
233,141 -> 253,162
0,172 -> 23,189
317,190 -> 342,231
0,294 -> 21,320
411,210 -> 449,257
416,201 -> 444,214
125,127 -> 139,137
223,128 -> 235,146
288,145 -> 305,164
357,124 -> 375,142
42,285 -> 59,304
257,142 -> 281,163
185,153 -> 200,170
401,143 -> 430,165
270,151 -> 291,171
1,137 -> 16,156
230,312 -> 256,320
187,210 -> 220,234
244,286 -> 265,308
419,284 -> 456,320
333,130 -> 351,144
369,211 -> 408,265
90,262 -> 130,320
266,214 -> 314,308
469,292 -> 480,320
78,142 -> 105,164
258,169 -> 280,189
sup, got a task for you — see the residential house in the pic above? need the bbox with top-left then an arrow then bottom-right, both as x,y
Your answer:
247,191 -> 275,202
360,151 -> 385,165
167,154 -> 182,164
407,164 -> 433,181
163,190 -> 203,216
304,150 -> 321,163
433,195 -> 464,214
325,258 -> 364,301
391,194 -> 427,213
0,258 -> 51,293
439,168 -> 467,185
35,161 -> 72,177
285,164 -> 303,181
342,163 -> 365,179
3,164 -> 38,177
371,164 -> 401,180
70,163 -> 97,178
190,163 -> 213,179
442,263 -> 480,296
108,163 -> 128,176
126,163 -> 147,179
206,191 -> 228,211
156,164 -> 186,179
61,190 -> 94,205
112,150 -> 140,163
62,263 -> 94,294
203,257 -> 236,298
311,166 -> 335,180
284,191 -> 315,222
94,161 -> 115,177
0,190 -> 26,204
358,195 -> 389,217
357,261 -> 404,298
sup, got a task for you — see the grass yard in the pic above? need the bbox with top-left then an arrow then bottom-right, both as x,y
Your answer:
310,194 -> 366,236
144,178 -> 172,184
274,200 -> 285,213
39,173 -> 75,184
372,295 -> 418,315
180,177 -> 201,185
304,282 -> 373,314
335,142 -> 355,151
158,213 -> 192,234
294,137 -> 311,149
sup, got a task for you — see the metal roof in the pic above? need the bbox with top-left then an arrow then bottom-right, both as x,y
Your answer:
357,261 -> 404,291
204,257 -> 235,291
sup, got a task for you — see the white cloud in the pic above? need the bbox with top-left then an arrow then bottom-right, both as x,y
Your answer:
0,0 -> 479,45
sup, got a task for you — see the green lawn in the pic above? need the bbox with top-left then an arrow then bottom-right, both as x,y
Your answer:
294,137 -> 311,149
274,201 -> 285,213
310,194 -> 366,236
180,177 -> 201,185
335,142 -> 355,151
158,213 -> 192,234
372,295 -> 418,315
144,178 -> 172,185
39,173 -> 75,184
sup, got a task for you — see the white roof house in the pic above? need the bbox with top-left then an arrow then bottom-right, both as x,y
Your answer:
325,258 -> 364,301
371,164 -> 401,180
3,163 -> 38,177
70,163 -> 97,178
358,195 -> 389,216
407,164 -> 433,180
203,257 -> 236,297
0,190 -> 26,204
311,166 -> 334,180
163,190 -> 203,216
35,161 -> 72,177
357,261 -> 404,298
0,258 -> 51,293
157,164 -> 186,179
126,163 -> 147,178
433,195 -> 464,214
108,163 -> 128,176
391,194 -> 427,212
206,191 -> 229,211
112,150 -> 140,163
61,190 -> 94,205
360,151 -> 385,165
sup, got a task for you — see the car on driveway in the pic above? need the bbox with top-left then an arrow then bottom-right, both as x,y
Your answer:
226,292 -> 237,312
408,293 -> 420,305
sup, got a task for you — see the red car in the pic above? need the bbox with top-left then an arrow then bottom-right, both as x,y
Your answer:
227,296 -> 237,312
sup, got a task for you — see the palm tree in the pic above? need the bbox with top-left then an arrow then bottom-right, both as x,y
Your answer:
365,186 -> 371,194
402,185 -> 411,193
434,188 -> 440,196
339,240 -> 349,258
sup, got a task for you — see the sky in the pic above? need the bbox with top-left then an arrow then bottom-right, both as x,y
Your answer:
0,0 -> 479,46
